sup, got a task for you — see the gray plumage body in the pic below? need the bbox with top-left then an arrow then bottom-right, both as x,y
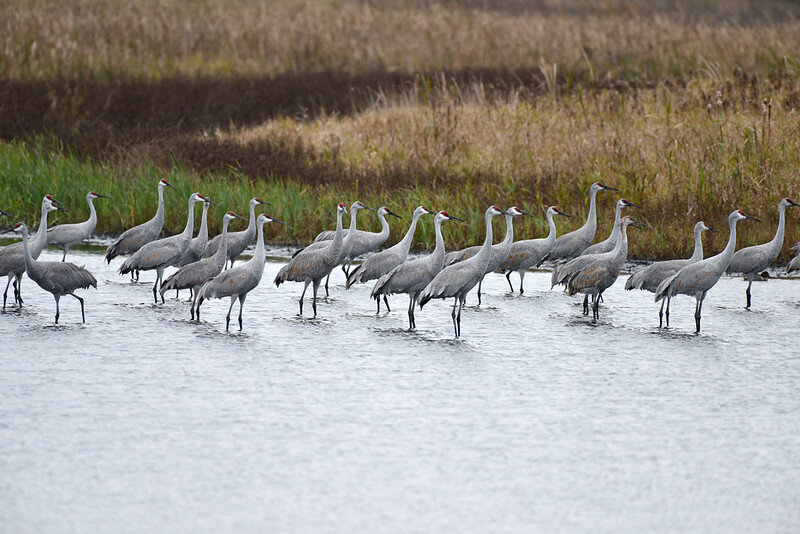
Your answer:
547,182 -> 616,264
346,206 -> 431,292
275,203 -> 362,317
47,192 -> 107,261
443,207 -> 527,305
419,206 -> 506,338
204,197 -> 268,267
371,211 -> 458,329
308,206 -> 395,259
625,221 -> 712,327
198,213 -> 279,331
502,206 -> 569,294
562,217 -> 640,320
726,198 -> 799,308
1,196 -> 59,308
788,243 -> 800,274
105,179 -> 172,264
161,211 -> 245,319
655,210 -> 754,333
14,222 -> 96,323
119,193 -> 207,303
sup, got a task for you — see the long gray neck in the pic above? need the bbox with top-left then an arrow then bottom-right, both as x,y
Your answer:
544,211 -> 557,245
198,203 -> 210,241
501,214 -> 514,245
714,216 -> 740,265
431,219 -> 445,259
252,221 -> 266,267
608,203 -> 623,241
29,203 -> 52,258
341,209 -> 360,257
244,201 -> 257,238
689,226 -> 704,261
324,210 -> 346,264
475,212 -> 496,262
86,197 -> 98,229
154,186 -> 165,228
582,187 -> 598,234
20,228 -> 40,278
214,218 -> 232,261
609,223 -> 629,269
377,211 -> 390,240
398,212 -> 423,255
767,202 -> 788,256
181,200 -> 197,238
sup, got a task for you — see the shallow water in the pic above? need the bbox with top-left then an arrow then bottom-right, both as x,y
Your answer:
2,245 -> 799,532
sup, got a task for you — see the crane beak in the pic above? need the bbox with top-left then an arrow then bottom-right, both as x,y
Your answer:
387,210 -> 402,219
557,211 -> 572,218
0,209 -> 13,218
631,221 -> 649,229
789,199 -> 800,207
449,215 -> 465,222
257,199 -> 272,206
603,185 -> 619,191
625,201 -> 641,209
270,218 -> 286,225
165,181 -> 176,190
364,205 -> 376,212
520,210 -> 534,217
707,227 -> 720,233
746,215 -> 761,222
233,214 -> 248,221
56,205 -> 72,213
206,199 -> 221,207
95,193 -> 110,199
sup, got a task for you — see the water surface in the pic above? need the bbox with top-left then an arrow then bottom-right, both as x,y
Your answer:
2,246 -> 799,532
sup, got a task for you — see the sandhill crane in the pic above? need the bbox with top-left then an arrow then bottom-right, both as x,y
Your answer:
655,210 -> 758,333
727,197 -> 799,308
175,196 -> 220,268
580,198 -> 639,256
160,211 -> 248,319
0,209 -> 12,218
371,211 -> 463,329
418,206 -> 508,338
300,205 -> 392,294
625,221 -> 717,327
0,196 -> 65,308
197,213 -> 284,331
46,191 -> 109,261
444,206 -> 530,305
105,179 -> 175,279
788,243 -> 800,274
275,202 -> 355,317
560,216 -> 645,321
547,182 -> 618,263
204,197 -> 270,268
119,193 -> 211,303
501,206 -> 571,294
345,206 -> 434,312
11,222 -> 96,324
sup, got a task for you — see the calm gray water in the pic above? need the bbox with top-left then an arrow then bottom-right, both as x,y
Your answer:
2,245 -> 799,533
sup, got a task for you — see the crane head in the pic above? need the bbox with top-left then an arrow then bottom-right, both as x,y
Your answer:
159,179 -> 175,189
258,213 -> 286,225
224,211 -> 248,222
550,206 -> 571,218
508,206 -> 533,217
89,191 -> 110,199
734,210 -> 760,222
593,182 -> 618,192
783,197 -> 800,208
620,198 -> 640,209
252,197 -> 271,206
337,203 -> 347,214
439,211 -> 464,222
378,206 -> 402,219
352,201 -> 375,212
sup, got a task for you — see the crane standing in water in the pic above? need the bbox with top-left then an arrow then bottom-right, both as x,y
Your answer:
204,197 -> 270,269
47,191 -> 109,262
371,211 -> 463,329
105,179 -> 175,280
0,196 -> 66,308
726,197 -> 799,308
197,213 -> 284,331
656,210 -> 758,333
419,206 -> 508,338
625,221 -> 717,327
11,222 -> 97,324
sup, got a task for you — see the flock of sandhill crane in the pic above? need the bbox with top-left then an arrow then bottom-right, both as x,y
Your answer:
1,180 -> 798,337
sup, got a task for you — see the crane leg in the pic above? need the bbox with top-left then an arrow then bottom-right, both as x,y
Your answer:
384,295 -> 390,313
70,293 -> 85,323
407,296 -> 415,330
299,280 -> 310,316
519,271 -> 525,295
506,271 -> 514,292
54,295 -> 60,324
695,293 -> 706,333
658,299 -> 665,328
61,248 -> 67,262
238,294 -> 246,331
477,279 -> 482,306
312,279 -> 321,318
196,295 -> 205,319
324,273 -> 330,297
225,296 -> 236,332
582,294 -> 589,316
14,276 -> 23,306
457,296 -> 466,338
451,299 -> 459,338
376,296 -> 381,314
191,289 -> 201,320
135,269 -> 140,282
592,293 -> 600,322
665,296 -> 671,327
152,279 -> 159,304
3,276 -> 11,309
745,275 -> 753,308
